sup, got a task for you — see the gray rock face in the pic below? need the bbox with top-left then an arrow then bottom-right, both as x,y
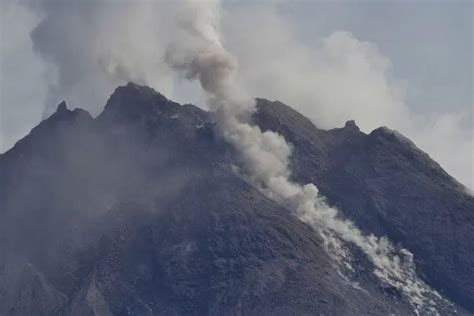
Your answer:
0,83 -> 472,315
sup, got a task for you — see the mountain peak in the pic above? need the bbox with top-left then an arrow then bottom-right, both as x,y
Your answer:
50,100 -> 92,122
344,120 -> 359,132
56,101 -> 68,113
117,82 -> 167,99
98,82 -> 173,122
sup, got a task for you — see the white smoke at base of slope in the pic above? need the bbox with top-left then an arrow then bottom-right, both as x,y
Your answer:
166,0 -> 445,314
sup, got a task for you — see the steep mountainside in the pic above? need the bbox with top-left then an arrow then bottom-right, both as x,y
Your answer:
0,83 -> 472,315
255,99 -> 474,311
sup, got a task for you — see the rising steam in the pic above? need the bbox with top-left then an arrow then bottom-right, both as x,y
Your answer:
165,0 -> 443,314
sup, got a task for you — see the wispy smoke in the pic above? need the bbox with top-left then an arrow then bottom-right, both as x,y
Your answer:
165,0 -> 443,313
26,0 -> 176,117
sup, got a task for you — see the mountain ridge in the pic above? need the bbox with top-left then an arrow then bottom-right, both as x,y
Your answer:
0,83 -> 472,315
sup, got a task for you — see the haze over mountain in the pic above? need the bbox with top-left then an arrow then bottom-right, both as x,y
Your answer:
1,83 -> 472,315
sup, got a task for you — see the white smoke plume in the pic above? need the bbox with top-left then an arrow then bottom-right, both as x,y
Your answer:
22,0 -> 178,117
165,0 -> 443,314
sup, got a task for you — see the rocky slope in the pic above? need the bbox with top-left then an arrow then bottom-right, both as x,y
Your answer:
255,98 -> 474,311
0,83 -> 472,315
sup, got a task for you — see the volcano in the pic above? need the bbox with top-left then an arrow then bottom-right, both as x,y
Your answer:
1,83 -> 472,315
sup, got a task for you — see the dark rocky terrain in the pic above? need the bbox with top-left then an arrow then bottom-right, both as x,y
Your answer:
0,83 -> 472,315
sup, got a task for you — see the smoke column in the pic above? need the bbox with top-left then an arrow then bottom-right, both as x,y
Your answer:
165,0 -> 443,314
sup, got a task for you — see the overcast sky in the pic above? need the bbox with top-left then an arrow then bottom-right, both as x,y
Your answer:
0,0 -> 472,188
279,1 -> 472,114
